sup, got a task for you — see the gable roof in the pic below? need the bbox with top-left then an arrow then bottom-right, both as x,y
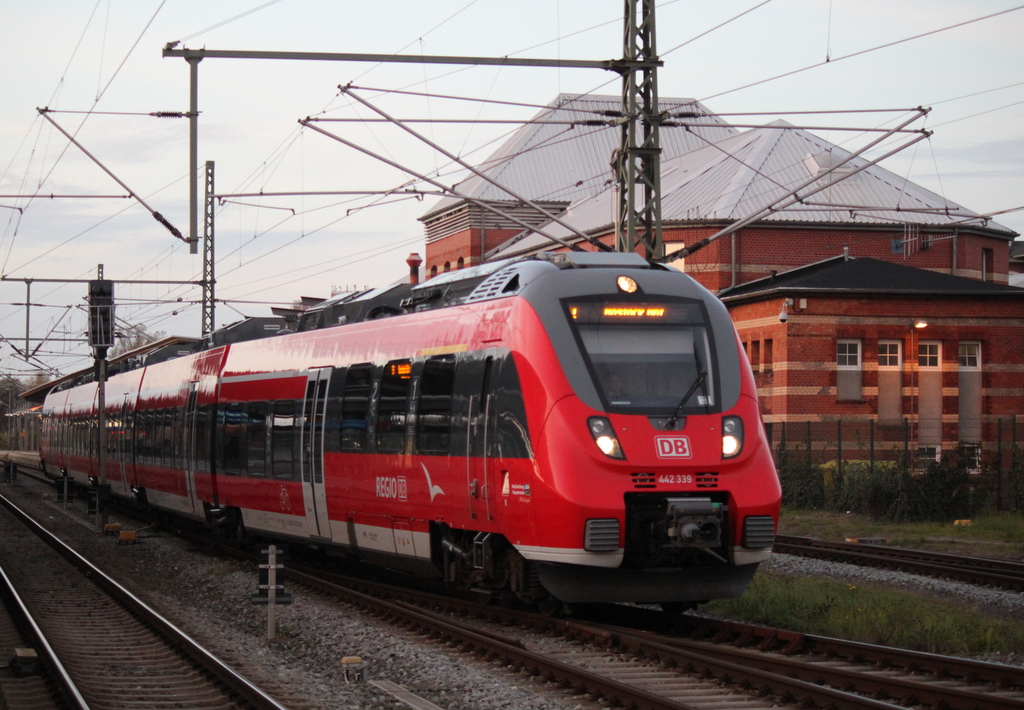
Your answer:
720,256 -> 1024,303
419,93 -> 736,221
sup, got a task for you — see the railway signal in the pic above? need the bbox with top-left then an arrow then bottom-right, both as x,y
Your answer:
87,279 -> 114,358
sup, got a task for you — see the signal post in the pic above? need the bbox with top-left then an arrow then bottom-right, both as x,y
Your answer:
88,269 -> 114,531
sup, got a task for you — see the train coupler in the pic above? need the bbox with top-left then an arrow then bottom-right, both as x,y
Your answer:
665,497 -> 722,549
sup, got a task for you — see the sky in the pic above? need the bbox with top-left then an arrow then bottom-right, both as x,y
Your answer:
1,0 -> 1022,379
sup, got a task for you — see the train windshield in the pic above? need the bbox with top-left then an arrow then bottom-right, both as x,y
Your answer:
566,299 -> 716,413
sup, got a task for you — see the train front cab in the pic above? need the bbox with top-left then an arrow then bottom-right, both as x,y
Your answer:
509,257 -> 782,605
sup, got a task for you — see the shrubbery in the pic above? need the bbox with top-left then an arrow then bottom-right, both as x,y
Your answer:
776,443 -> 997,522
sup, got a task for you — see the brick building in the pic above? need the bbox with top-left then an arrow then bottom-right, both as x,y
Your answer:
722,256 -> 1024,461
419,94 -> 1023,460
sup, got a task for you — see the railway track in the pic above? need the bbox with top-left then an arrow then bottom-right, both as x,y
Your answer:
0,490 -> 291,710
775,534 -> 1024,591
283,559 -> 1024,710
0,564 -> 69,710
6,450 -> 1024,709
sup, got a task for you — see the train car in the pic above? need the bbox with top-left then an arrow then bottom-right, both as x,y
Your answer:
40,252 -> 781,609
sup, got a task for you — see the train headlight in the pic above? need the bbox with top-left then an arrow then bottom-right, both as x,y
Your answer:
588,416 -> 625,459
722,416 -> 744,458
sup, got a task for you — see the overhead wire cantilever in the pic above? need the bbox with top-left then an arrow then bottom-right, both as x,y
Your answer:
36,109 -> 188,245
299,119 -> 588,254
336,86 -> 613,254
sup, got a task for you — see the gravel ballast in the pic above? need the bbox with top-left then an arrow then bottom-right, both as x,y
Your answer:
6,481 -> 592,710
7,475 -> 1023,707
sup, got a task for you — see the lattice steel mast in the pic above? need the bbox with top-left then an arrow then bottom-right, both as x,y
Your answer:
614,0 -> 664,260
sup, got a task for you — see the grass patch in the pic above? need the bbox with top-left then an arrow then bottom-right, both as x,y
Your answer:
779,508 -> 1024,559
705,570 -> 1024,656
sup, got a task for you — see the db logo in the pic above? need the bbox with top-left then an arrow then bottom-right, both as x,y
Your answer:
655,436 -> 692,459
376,476 -> 408,501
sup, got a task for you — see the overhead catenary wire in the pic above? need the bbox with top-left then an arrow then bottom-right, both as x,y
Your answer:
698,5 -> 1024,103
8,2 -> 1024,377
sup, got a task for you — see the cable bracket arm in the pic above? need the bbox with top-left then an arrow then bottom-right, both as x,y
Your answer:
36,108 -> 188,244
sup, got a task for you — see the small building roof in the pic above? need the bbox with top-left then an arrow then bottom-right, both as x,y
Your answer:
720,256 -> 1024,303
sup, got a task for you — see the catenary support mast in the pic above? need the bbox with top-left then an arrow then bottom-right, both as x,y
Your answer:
614,0 -> 664,260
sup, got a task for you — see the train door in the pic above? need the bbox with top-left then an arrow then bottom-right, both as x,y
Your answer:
300,367 -> 332,540
465,355 -> 496,522
183,383 -> 201,514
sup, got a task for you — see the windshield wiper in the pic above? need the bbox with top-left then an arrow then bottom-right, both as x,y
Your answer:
665,346 -> 710,429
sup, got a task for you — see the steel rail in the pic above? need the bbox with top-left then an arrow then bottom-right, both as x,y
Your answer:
281,560 -> 1024,710
670,615 -> 1024,689
281,565 -> 909,710
775,535 -> 1024,591
0,492 -> 290,710
588,621 -> 1024,710
0,565 -> 88,709
285,567 -> 701,710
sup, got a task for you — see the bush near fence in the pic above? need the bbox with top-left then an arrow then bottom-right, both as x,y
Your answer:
770,417 -> 1024,522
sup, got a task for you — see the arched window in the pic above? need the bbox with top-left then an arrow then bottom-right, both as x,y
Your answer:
430,265 -> 438,278
444,261 -> 451,272
457,256 -> 464,270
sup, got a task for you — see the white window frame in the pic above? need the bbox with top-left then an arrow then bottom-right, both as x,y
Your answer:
914,445 -> 941,472
958,341 -> 981,371
918,341 -> 941,370
963,444 -> 982,475
836,339 -> 861,370
878,340 -> 902,370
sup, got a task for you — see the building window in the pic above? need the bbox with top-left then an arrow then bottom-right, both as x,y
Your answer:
958,342 -> 981,370
751,341 -> 761,371
918,341 -> 940,369
915,445 -> 941,472
982,248 -> 993,282
763,339 -> 774,373
963,444 -> 982,475
891,238 -> 905,254
837,340 -> 861,369
876,340 -> 902,422
836,339 -> 862,401
878,340 -> 901,369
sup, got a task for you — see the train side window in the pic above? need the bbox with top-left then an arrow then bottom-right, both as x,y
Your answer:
152,410 -> 163,466
490,353 -> 533,460
377,359 -> 412,453
172,407 -> 185,469
147,410 -> 157,465
341,364 -> 373,452
416,355 -> 456,455
161,409 -> 174,467
247,402 -> 268,478
138,411 -> 150,464
194,405 -> 212,473
323,368 -> 346,453
271,400 -> 297,480
221,403 -> 246,476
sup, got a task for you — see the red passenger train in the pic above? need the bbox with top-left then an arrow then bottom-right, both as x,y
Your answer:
40,252 -> 780,609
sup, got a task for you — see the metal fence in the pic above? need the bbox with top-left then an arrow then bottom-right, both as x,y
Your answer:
765,417 -> 1024,516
